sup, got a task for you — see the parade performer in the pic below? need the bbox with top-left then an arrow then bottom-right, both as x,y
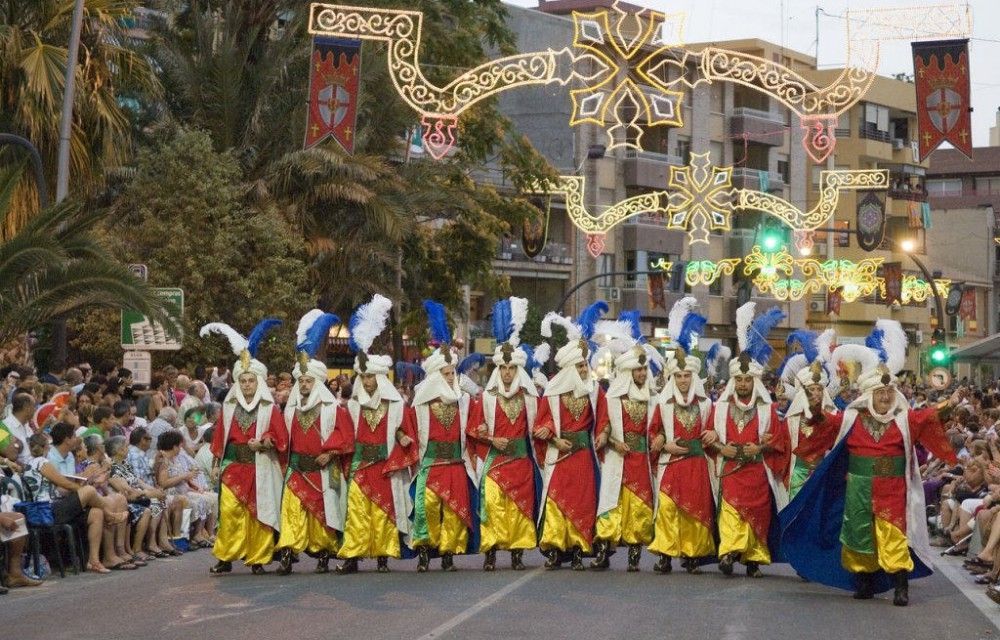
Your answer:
339,294 -> 416,574
407,300 -> 479,572
778,329 -> 840,501
201,319 -> 285,575
709,302 -> 789,578
274,311 -> 354,575
781,320 -> 960,606
591,311 -> 664,572
534,302 -> 608,571
466,297 -> 540,571
648,298 -> 717,575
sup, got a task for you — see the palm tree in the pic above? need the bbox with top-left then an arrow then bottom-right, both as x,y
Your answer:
0,164 -> 173,346
0,0 -> 161,234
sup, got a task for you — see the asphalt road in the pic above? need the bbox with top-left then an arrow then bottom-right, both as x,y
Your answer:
4,548 -> 999,640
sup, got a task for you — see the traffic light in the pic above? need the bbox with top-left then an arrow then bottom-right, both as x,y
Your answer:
928,328 -> 950,366
759,223 -> 788,254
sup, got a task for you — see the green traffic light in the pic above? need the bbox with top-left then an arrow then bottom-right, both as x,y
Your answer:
930,348 -> 948,364
762,233 -> 781,252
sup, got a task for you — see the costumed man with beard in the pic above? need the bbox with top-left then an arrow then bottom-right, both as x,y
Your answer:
201,319 -> 285,575
274,310 -> 354,575
534,302 -> 609,571
339,294 -> 416,574
406,300 -> 479,572
466,297 -> 540,571
781,320 -> 960,606
777,329 -> 841,502
648,298 -> 717,575
590,311 -> 664,572
708,302 -> 790,578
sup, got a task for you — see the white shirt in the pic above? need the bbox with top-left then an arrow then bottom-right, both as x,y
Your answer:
3,413 -> 32,465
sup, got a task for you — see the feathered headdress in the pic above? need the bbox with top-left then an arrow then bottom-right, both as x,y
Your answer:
744,305 -> 786,365
457,353 -> 486,375
423,299 -> 452,347
348,294 -> 392,354
578,300 -> 609,342
201,318 -> 281,372
870,318 -> 907,374
541,311 -> 581,341
667,297 -> 706,355
295,310 -> 339,370
705,343 -> 731,378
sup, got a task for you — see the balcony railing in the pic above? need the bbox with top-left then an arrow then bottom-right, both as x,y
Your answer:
496,240 -> 572,265
731,107 -> 784,123
731,167 -> 785,190
858,125 -> 892,143
623,149 -> 684,165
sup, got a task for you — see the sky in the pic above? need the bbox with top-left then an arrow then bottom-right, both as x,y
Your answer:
504,0 -> 1000,146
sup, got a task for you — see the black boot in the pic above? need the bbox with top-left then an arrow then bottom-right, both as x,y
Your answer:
483,550 -> 496,572
653,555 -> 672,574
441,553 -> 456,572
892,571 -> 909,607
276,549 -> 294,575
543,549 -> 561,570
718,552 -> 736,576
853,572 -> 875,600
745,561 -> 763,578
314,551 -> 330,574
336,557 -> 359,575
511,550 -> 526,571
250,564 -> 267,575
589,541 -> 610,570
417,547 -> 430,573
627,545 -> 641,572
209,560 -> 232,575
682,557 -> 703,575
571,546 -> 585,571
376,556 -> 389,573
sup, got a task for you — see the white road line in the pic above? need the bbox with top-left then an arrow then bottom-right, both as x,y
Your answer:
415,568 -> 542,640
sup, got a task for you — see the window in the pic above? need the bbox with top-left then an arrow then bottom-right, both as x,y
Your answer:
675,137 -> 691,164
836,110 -> 850,135
926,179 -> 962,197
975,177 -> 1000,195
709,141 -> 724,165
891,117 -> 909,141
861,103 -> 891,141
777,156 -> 790,184
598,254 -> 614,287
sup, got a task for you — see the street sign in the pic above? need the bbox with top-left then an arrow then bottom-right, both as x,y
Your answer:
121,288 -> 183,350
927,366 -> 952,391
128,264 -> 148,282
123,351 -> 152,385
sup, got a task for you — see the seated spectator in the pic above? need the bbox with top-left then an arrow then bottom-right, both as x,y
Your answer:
193,425 -> 218,492
934,459 -> 990,551
2,393 -> 35,466
179,406 -> 208,456
146,407 -> 178,457
104,436 -> 156,565
127,427 -> 183,556
0,511 -> 42,591
81,406 -> 114,441
156,431 -> 216,548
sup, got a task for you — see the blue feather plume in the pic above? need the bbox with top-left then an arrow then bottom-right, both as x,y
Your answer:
746,307 -> 785,364
395,361 -> 425,384
677,312 -> 707,354
492,299 -> 513,343
423,300 -> 451,346
457,353 -> 486,375
706,343 -> 721,363
297,312 -> 339,358
786,329 -> 819,363
618,310 -> 643,342
865,327 -> 888,363
247,318 -> 282,357
521,344 -> 537,371
650,357 -> 662,377
577,300 -> 608,340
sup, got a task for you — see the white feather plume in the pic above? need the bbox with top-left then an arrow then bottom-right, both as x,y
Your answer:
541,311 -> 581,340
815,328 -> 836,363
296,309 -> 324,347
667,296 -> 699,341
831,343 -> 879,376
876,318 -> 908,375
533,342 -> 551,367
706,345 -> 731,378
509,297 -> 529,347
351,294 -> 393,353
643,343 -> 666,371
199,323 -> 248,356
593,319 -> 635,345
780,354 -> 807,390
735,302 -> 756,352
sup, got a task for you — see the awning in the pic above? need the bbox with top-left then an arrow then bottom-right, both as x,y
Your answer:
950,333 -> 1000,362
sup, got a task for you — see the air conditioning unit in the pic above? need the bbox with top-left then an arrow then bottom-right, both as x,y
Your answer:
809,301 -> 824,312
609,287 -> 622,302
892,138 -> 905,150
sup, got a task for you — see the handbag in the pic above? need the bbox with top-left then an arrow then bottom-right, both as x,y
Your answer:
14,500 -> 55,527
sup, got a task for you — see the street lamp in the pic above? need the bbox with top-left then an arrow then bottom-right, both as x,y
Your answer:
899,238 -> 916,253
896,237 -> 948,354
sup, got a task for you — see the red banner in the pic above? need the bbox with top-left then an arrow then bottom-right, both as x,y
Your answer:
960,287 -> 977,321
827,287 -> 842,316
913,39 -> 972,161
304,37 -> 361,153
883,262 -> 903,307
647,272 -> 665,310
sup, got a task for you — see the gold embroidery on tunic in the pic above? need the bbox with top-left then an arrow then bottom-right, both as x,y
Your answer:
623,399 -> 647,425
800,423 -> 814,439
430,401 -> 458,428
362,402 -> 387,432
562,394 -> 588,421
730,404 -> 755,434
860,413 -> 891,442
234,405 -> 256,435
495,392 -> 524,423
297,406 -> 321,433
674,404 -> 699,435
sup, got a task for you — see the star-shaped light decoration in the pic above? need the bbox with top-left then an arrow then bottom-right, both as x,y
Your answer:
569,1 -> 687,151
665,152 -> 736,244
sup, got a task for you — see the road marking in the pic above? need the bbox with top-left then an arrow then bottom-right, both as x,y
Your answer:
168,604 -> 278,627
415,568 -> 542,640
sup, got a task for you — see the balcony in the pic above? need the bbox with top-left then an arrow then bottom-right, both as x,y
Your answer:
731,167 -> 785,193
858,124 -> 892,143
495,239 -> 572,266
623,149 -> 684,189
729,107 -> 786,147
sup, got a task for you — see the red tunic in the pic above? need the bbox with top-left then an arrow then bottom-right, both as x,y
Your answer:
466,393 -> 537,521
271,405 -> 354,523
407,403 -> 473,528
844,407 -> 956,532
658,402 -> 714,529
209,404 -> 284,520
710,403 -> 787,544
533,390 -> 608,544
601,399 -> 654,508
792,412 -> 840,467
350,403 -> 413,522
